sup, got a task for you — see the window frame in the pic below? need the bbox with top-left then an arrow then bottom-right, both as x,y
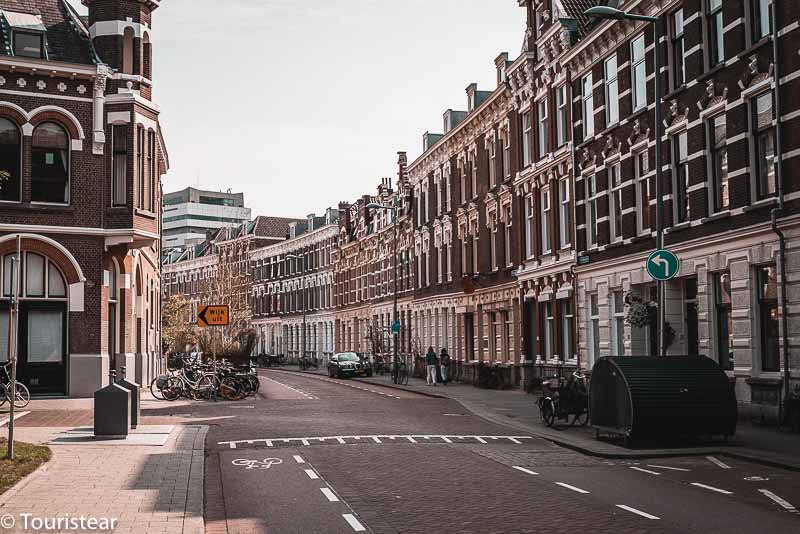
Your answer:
750,0 -> 771,43
708,114 -> 729,213
588,293 -> 600,367
669,9 -> 686,89
582,73 -> 595,140
713,271 -> 734,371
634,149 -> 651,236
541,186 -> 551,255
12,30 -> 44,59
525,194 -> 535,259
672,130 -> 690,223
631,35 -> 647,112
111,124 -> 128,207
609,162 -> 623,242
556,84 -> 568,148
558,177 -> 571,249
757,264 -> 780,372
536,97 -> 549,160
706,0 -> 725,69
0,117 -> 22,203
585,174 -> 598,249
522,110 -> 533,168
604,54 -> 619,126
30,121 -> 71,206
752,91 -> 777,200
611,290 -> 625,356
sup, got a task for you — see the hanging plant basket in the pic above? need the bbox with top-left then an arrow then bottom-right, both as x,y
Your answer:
624,292 -> 676,351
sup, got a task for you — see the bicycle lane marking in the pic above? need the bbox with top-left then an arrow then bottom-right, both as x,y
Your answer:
261,375 -> 319,400
270,370 -> 403,399
218,448 -> 369,534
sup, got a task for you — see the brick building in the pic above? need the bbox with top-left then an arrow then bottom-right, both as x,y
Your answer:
0,0 -> 168,396
251,210 -> 339,364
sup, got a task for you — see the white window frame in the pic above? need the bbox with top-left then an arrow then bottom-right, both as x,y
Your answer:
525,194 -> 535,259
634,149 -> 651,236
631,35 -> 647,112
559,177 -> 570,249
604,54 -> 619,126
536,98 -> 548,160
522,111 -> 532,168
541,187 -> 551,255
556,84 -> 568,148
585,175 -> 598,249
582,73 -> 595,139
609,162 -> 623,242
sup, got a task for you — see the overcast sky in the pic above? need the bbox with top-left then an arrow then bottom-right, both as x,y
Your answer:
71,0 -> 524,218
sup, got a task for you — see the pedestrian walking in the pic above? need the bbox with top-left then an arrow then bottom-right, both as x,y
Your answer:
425,346 -> 438,386
439,348 -> 450,385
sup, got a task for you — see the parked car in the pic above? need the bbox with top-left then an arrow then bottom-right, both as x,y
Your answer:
328,352 -> 370,378
356,353 -> 374,377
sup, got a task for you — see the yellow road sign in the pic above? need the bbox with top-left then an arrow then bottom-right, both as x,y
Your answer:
197,305 -> 229,328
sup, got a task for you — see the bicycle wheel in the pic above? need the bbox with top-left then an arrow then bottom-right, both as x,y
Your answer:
541,399 -> 556,427
150,376 -> 165,400
6,382 -> 30,409
247,375 -> 260,394
220,377 -> 245,401
194,375 -> 217,400
162,377 -> 182,401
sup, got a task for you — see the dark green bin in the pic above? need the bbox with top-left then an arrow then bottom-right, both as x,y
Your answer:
589,356 -> 737,441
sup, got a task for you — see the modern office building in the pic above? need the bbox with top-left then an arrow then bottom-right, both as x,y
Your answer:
162,187 -> 251,249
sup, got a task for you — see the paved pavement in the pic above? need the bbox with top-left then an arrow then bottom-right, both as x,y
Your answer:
200,369 -> 800,533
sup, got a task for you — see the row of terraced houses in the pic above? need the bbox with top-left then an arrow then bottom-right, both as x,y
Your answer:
163,0 -> 800,421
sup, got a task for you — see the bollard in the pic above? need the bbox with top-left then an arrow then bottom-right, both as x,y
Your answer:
94,370 -> 131,439
116,366 -> 141,429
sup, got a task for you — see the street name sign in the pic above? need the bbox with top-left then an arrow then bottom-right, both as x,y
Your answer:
646,249 -> 680,281
197,305 -> 230,328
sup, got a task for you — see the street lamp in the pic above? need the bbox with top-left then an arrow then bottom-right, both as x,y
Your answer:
284,253 -> 308,366
585,6 -> 667,357
366,201 -> 400,370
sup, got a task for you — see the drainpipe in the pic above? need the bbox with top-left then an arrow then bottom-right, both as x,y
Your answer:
768,2 -> 790,425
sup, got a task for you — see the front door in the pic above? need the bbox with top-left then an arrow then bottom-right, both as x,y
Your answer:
18,301 -> 67,395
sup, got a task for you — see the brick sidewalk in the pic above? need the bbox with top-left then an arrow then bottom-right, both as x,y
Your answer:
273,366 -> 800,470
0,425 -> 207,534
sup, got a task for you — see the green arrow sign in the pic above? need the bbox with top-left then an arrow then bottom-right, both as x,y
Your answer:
647,249 -> 680,281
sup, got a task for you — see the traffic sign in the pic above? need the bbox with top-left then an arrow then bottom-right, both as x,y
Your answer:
646,249 -> 680,281
391,320 -> 401,334
197,305 -> 230,328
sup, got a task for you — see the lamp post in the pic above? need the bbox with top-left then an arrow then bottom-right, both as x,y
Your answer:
366,201 -> 399,369
585,6 -> 666,356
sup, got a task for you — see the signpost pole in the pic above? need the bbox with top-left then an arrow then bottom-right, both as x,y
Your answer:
6,236 -> 20,460
653,17 -> 666,357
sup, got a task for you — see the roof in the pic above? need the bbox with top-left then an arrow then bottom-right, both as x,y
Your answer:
553,0 -> 599,37
252,216 -> 304,238
0,0 -> 99,64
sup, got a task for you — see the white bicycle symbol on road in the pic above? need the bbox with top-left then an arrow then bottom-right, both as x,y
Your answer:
231,458 -> 284,470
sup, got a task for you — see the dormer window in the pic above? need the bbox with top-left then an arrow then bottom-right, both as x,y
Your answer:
13,31 -> 44,58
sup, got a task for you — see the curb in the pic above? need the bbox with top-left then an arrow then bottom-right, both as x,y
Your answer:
0,445 -> 52,506
183,424 -> 207,534
265,368 -> 448,399
0,411 -> 30,428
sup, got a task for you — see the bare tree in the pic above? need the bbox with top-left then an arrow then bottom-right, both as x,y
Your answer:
161,294 -> 196,354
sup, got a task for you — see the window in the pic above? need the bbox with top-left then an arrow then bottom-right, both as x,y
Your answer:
1,253 -> 66,299
673,131 -> 690,223
542,301 -> 554,360
707,0 -> 724,68
604,55 -> 619,126
537,98 -> 548,160
148,130 -> 156,211
490,223 -> 498,271
137,126 -> 145,210
504,206 -> 512,267
459,158 -> 466,203
0,118 -> 21,202
609,163 -> 623,242
444,167 -> 452,211
635,150 -> 651,235
631,35 -> 647,111
488,138 -> 497,187
753,92 -> 776,199
611,291 -> 625,355
122,27 -> 134,75
757,265 -> 779,372
752,0 -> 771,42
525,195 -> 535,258
559,178 -> 570,248
670,10 -> 685,88
112,125 -> 127,206
522,111 -> 532,168
714,272 -> 733,371
31,122 -> 69,204
541,188 -> 551,255
585,175 -> 598,248
556,85 -> 568,148
560,298 -> 574,360
460,229 -> 468,276
588,294 -> 600,367
685,277 -> 699,357
710,115 -> 729,212
582,73 -> 595,139
13,32 -> 43,59
502,125 -> 511,179
470,153 -> 477,199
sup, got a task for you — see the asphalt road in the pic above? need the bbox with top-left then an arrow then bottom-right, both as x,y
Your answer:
194,369 -> 800,534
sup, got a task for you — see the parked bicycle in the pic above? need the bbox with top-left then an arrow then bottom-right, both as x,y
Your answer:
0,362 -> 30,409
391,356 -> 409,385
151,356 -> 259,401
537,371 -> 589,428
299,356 -> 318,371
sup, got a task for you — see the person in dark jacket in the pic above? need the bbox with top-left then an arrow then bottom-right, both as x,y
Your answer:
425,346 -> 438,386
439,348 -> 451,385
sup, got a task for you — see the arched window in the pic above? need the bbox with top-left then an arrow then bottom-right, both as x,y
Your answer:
1,252 -> 66,299
143,33 -> 152,79
0,118 -> 21,202
31,122 -> 70,204
122,27 -> 134,74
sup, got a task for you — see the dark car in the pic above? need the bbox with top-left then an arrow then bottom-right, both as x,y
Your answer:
328,352 -> 370,378
356,353 -> 374,377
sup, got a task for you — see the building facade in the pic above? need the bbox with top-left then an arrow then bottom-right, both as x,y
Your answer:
251,211 -> 339,364
0,0 -> 168,396
162,187 -> 251,250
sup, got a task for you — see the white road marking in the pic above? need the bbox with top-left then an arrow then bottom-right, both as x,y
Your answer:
511,466 -> 539,476
293,455 -> 305,464
555,482 -> 590,494
691,482 -> 733,495
706,456 -> 731,469
629,466 -> 661,475
262,376 -> 318,400
320,487 -> 339,502
648,464 -> 690,472
616,504 -> 660,520
219,435 -> 533,448
304,469 -> 319,480
758,489 -> 798,512
343,514 -> 366,532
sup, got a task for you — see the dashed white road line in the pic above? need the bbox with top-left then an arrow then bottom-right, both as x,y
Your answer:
758,489 -> 798,512
320,487 -> 340,502
629,466 -> 661,475
691,482 -> 733,495
270,370 -> 403,399
342,514 -> 366,532
647,464 -> 690,472
293,455 -> 305,464
706,456 -> 731,469
304,469 -> 319,480
263,376 -> 319,399
220,434 -> 534,449
511,466 -> 539,476
555,482 -> 590,494
616,504 -> 660,520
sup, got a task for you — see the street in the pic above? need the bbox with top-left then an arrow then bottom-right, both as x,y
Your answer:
190,371 -> 800,534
